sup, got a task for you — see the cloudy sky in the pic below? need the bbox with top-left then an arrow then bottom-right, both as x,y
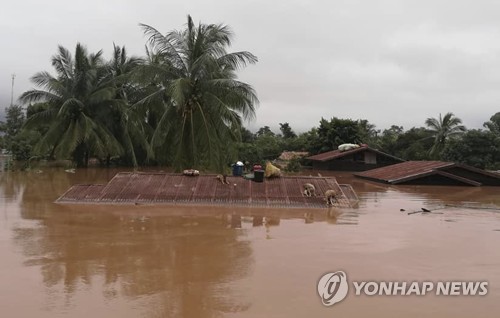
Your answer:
1,0 -> 500,133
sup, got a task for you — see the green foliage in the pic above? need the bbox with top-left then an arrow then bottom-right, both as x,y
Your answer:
137,16 -> 258,172
378,125 -> 404,154
0,105 -> 40,161
236,124 -> 309,164
279,122 -> 297,139
425,112 -> 466,158
357,119 -> 380,147
284,157 -> 302,172
9,130 -> 41,161
240,127 -> 255,143
442,129 -> 500,169
20,44 -> 125,167
307,117 -> 373,154
484,112 -> 500,134
236,142 -> 261,165
391,127 -> 433,160
255,126 -> 274,137
1,105 -> 25,137
254,133 -> 283,160
105,44 -> 151,167
282,133 -> 309,152
237,126 -> 280,163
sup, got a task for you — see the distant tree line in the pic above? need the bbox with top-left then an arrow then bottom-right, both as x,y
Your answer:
235,112 -> 500,170
3,96 -> 499,170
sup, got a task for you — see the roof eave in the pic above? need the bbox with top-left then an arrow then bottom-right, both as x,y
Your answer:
390,169 -> 481,186
307,146 -> 404,162
446,163 -> 500,180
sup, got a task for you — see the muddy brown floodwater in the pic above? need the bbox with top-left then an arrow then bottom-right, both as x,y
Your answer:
1,168 -> 500,317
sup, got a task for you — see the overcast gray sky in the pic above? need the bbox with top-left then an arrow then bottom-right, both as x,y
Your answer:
1,0 -> 499,133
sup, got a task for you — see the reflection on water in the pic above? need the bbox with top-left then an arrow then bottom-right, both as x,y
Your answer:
1,169 -> 500,317
14,215 -> 253,317
0,155 -> 12,171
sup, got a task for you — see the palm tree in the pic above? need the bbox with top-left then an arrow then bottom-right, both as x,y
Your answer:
20,44 -> 123,167
484,112 -> 500,134
425,112 -> 466,158
104,44 -> 152,167
136,15 -> 258,171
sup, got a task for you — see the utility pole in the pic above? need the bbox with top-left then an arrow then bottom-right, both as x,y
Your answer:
10,74 -> 16,107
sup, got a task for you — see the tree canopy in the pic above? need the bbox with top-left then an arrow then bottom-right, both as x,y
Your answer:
17,16 -> 258,170
425,112 -> 466,158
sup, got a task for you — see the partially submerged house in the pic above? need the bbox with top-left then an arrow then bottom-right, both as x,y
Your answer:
354,161 -> 500,186
56,172 -> 359,208
306,145 -> 404,171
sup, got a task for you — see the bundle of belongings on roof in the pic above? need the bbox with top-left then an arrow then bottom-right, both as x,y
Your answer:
264,161 -> 281,178
338,143 -> 360,152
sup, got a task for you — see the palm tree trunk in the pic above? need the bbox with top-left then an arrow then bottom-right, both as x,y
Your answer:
73,143 -> 86,168
84,151 -> 89,167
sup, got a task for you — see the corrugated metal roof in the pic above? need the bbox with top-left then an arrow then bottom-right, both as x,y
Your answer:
306,145 -> 404,162
56,172 -> 359,209
354,161 -> 500,186
355,161 -> 452,183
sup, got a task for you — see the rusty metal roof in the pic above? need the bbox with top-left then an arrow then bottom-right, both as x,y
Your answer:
306,145 -> 404,162
354,161 -> 500,186
56,172 -> 358,209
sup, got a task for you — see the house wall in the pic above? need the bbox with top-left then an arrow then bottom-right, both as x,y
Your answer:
365,152 -> 377,164
400,174 -> 471,186
312,160 -> 386,171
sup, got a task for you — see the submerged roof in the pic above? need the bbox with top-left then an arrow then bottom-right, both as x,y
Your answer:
354,161 -> 500,186
306,145 -> 404,162
56,172 -> 358,209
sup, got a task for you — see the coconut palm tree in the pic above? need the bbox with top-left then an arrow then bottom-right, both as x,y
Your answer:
20,43 -> 123,167
484,112 -> 500,135
103,44 -> 152,167
425,112 -> 466,158
136,15 -> 258,171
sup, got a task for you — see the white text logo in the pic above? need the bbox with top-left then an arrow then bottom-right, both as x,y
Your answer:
318,271 -> 488,306
317,271 -> 349,306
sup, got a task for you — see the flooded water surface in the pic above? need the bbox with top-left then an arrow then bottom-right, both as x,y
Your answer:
1,169 -> 499,317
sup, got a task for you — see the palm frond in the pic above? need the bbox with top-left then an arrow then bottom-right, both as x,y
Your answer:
58,98 -> 85,117
218,51 -> 258,70
51,45 -> 74,79
140,23 -> 187,72
24,108 -> 58,130
88,87 -> 116,104
19,89 -> 61,104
